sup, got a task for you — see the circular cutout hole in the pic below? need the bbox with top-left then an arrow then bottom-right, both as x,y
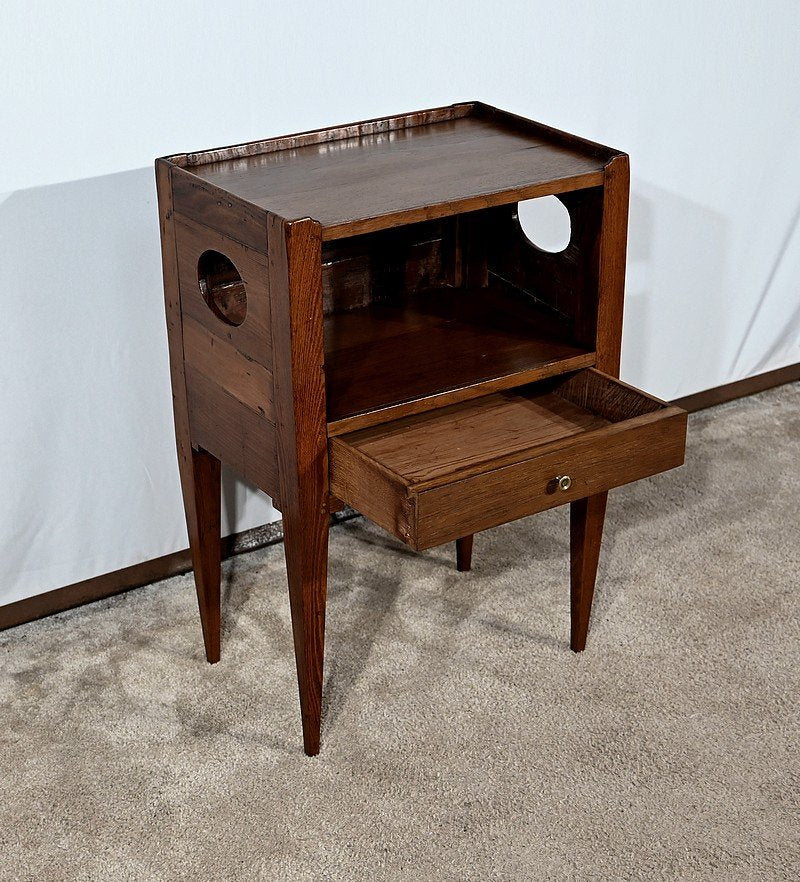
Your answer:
517,196 -> 572,253
197,250 -> 247,326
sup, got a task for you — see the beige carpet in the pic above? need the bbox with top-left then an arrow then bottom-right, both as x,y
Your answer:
1,384 -> 798,881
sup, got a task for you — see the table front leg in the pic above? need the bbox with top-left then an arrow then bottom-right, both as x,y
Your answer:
283,489 -> 329,756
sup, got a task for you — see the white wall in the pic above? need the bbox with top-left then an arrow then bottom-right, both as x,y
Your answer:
2,0 -> 799,606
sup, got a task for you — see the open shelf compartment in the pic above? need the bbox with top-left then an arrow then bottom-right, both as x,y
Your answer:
322,198 -> 604,433
324,283 -> 594,432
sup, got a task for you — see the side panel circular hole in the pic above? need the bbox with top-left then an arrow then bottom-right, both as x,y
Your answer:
197,250 -> 247,326
517,196 -> 572,253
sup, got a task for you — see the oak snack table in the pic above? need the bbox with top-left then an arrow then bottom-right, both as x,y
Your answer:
156,102 -> 687,755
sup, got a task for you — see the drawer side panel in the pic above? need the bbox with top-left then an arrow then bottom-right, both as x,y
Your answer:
329,438 -> 417,547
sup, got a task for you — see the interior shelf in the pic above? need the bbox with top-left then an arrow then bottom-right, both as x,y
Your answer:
324,284 -> 594,432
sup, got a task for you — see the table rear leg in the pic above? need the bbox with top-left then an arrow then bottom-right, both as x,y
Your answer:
570,492 -> 607,652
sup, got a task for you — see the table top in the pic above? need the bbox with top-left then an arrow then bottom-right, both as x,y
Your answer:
168,103 -> 621,239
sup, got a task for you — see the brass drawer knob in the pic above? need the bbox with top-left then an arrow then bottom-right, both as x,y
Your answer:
556,475 -> 572,492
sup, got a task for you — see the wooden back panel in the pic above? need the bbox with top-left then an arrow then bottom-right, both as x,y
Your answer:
319,189 -> 610,364
483,191 -> 604,349
321,217 -> 459,315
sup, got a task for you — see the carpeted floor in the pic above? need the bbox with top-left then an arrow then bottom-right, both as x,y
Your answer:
1,384 -> 798,881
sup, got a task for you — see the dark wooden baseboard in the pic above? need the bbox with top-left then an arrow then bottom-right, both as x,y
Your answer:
673,361 -> 800,413
0,511 -> 357,632
0,546 -> 199,632
2,362 -> 797,633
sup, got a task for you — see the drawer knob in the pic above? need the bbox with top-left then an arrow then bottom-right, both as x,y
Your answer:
556,475 -> 572,492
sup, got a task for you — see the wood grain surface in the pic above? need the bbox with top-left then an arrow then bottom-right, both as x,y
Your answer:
325,285 -> 594,430
156,103 -> 685,752
156,159 -> 223,663
173,104 -> 617,239
330,371 -> 687,550
268,214 -> 330,756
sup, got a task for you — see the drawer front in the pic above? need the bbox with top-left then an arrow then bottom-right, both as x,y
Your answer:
414,408 -> 687,549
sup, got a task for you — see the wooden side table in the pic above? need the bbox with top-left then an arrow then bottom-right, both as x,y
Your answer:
156,102 -> 687,755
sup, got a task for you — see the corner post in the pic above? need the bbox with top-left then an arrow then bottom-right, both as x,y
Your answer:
156,159 -> 222,663
570,154 -> 630,651
268,213 -> 329,755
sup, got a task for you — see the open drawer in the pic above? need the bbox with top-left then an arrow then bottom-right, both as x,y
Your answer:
329,369 -> 687,550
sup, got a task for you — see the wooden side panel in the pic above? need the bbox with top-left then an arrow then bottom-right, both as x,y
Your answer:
457,211 -> 489,288
171,165 -> 270,254
415,409 -> 687,549
168,168 -> 278,498
173,213 -> 273,368
485,189 -> 604,347
185,366 -> 279,499
157,157 -> 224,662
329,437 -> 416,545
183,315 -> 274,421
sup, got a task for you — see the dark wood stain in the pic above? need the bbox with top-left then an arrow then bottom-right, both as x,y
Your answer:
330,370 -> 687,550
183,315 -> 274,421
172,104 -> 615,240
324,285 -> 595,430
154,103 -> 687,754
3,362 -> 791,636
456,536 -> 474,572
268,215 -> 330,756
186,366 -> 278,499
174,212 -> 273,368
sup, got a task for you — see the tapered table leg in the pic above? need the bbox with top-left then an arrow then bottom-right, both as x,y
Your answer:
283,505 -> 329,756
183,447 -> 222,663
570,492 -> 608,652
456,535 -> 474,572
269,215 -> 330,755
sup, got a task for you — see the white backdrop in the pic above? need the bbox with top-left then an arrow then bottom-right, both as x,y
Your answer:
2,0 -> 799,606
